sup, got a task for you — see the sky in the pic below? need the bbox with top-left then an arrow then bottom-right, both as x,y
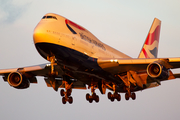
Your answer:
0,0 -> 180,120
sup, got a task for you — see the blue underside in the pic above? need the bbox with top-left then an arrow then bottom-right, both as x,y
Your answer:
35,42 -> 141,92
35,42 -> 101,71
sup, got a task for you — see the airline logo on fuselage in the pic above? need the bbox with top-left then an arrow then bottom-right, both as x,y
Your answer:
65,19 -> 85,33
79,32 -> 106,50
65,19 -> 106,50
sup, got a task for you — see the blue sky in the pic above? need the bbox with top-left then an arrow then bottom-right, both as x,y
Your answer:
0,0 -> 180,120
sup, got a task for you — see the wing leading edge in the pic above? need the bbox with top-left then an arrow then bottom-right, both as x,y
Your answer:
97,57 -> 180,74
0,63 -> 86,90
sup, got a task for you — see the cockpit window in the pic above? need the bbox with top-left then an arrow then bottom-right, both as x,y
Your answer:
47,16 -> 52,18
42,16 -> 46,19
42,16 -> 57,20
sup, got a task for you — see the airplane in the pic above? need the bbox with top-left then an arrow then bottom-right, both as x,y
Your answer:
1,13 -> 180,104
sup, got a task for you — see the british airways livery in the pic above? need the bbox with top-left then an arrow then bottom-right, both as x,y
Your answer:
1,13 -> 180,104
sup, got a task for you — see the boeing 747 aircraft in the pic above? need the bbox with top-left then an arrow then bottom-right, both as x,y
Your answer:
1,13 -> 180,104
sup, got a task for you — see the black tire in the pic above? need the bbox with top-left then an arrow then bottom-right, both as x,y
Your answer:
125,93 -> 130,101
117,94 -> 121,101
108,92 -> 112,99
62,97 -> 66,104
89,98 -> 93,103
67,89 -> 71,96
131,92 -> 136,100
60,89 -> 65,96
114,92 -> 118,98
86,93 -> 90,101
68,97 -> 73,104
95,95 -> 99,103
110,97 -> 115,102
92,93 -> 97,100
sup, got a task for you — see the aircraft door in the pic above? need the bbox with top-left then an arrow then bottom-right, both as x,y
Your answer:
71,36 -> 76,49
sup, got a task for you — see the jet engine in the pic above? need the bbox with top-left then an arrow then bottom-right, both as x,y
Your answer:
7,72 -> 30,89
147,62 -> 169,80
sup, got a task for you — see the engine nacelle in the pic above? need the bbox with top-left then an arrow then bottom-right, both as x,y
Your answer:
147,62 -> 169,80
7,72 -> 30,89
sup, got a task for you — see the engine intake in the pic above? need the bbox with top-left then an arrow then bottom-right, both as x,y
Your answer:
7,72 -> 30,89
147,62 -> 169,80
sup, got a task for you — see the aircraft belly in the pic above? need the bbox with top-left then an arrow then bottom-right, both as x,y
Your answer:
35,42 -> 123,85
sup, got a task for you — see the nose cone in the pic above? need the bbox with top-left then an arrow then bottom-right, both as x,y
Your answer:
33,23 -> 47,44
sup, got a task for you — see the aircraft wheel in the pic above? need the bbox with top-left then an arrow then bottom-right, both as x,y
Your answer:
131,92 -> 136,100
89,98 -> 93,103
92,93 -> 97,100
60,89 -> 65,96
110,96 -> 115,102
125,93 -> 130,101
117,94 -> 121,101
108,92 -> 112,99
68,97 -> 73,104
62,97 -> 66,104
95,95 -> 99,103
114,92 -> 118,98
67,89 -> 71,97
86,93 -> 90,101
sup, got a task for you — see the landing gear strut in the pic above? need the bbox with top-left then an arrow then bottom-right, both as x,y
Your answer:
117,74 -> 137,101
47,55 -> 58,76
107,84 -> 121,102
60,76 -> 73,104
86,82 -> 99,103
125,87 -> 136,100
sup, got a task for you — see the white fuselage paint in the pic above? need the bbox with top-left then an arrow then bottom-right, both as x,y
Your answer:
33,13 -> 131,60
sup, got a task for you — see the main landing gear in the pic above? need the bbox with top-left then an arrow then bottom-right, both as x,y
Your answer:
60,88 -> 73,104
47,55 -> 74,104
86,83 -> 99,103
107,84 -> 121,102
117,74 -> 137,101
60,76 -> 73,104
124,87 -> 136,100
108,92 -> 121,102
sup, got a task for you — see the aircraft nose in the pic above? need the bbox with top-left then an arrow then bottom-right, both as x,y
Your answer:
33,23 -> 47,44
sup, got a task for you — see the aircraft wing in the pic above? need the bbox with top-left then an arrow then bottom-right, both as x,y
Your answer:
97,57 -> 180,75
0,63 -> 86,90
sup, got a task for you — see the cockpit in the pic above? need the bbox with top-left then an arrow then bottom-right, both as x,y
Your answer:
42,16 -> 57,20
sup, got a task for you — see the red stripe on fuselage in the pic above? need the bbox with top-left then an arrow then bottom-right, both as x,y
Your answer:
65,19 -> 85,31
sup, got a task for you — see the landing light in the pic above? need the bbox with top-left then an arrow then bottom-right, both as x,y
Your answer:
110,59 -> 118,62
46,64 -> 51,67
